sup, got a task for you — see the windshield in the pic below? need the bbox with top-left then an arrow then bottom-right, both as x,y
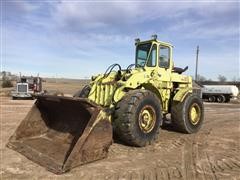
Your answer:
136,43 -> 152,67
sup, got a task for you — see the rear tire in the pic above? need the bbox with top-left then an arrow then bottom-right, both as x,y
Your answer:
216,95 -> 225,103
73,85 -> 91,98
114,90 -> 162,147
171,94 -> 204,134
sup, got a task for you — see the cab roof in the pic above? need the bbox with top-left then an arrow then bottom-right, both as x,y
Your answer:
136,39 -> 173,47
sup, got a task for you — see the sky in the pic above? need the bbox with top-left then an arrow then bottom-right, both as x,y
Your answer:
1,0 -> 239,80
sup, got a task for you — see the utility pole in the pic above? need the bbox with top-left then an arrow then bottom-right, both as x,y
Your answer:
195,45 -> 199,82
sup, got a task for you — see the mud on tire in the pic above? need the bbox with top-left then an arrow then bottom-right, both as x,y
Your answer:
113,89 -> 162,147
171,94 -> 204,134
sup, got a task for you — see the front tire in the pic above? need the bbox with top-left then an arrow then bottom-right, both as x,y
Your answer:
171,94 -> 204,134
225,96 -> 231,103
114,90 -> 162,147
73,85 -> 91,98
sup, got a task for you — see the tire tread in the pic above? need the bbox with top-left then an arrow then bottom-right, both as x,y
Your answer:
114,89 -> 162,146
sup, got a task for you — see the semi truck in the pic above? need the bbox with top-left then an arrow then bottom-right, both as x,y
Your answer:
202,85 -> 239,103
11,76 -> 44,99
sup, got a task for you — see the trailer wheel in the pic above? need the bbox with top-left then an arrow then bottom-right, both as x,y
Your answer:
171,94 -> 204,134
225,96 -> 231,103
216,95 -> 225,103
114,90 -> 162,147
73,85 -> 91,98
208,95 -> 215,102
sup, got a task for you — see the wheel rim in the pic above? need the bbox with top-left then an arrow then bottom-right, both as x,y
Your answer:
189,103 -> 201,125
138,105 -> 156,133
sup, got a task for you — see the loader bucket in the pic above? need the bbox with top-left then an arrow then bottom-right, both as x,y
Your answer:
7,95 -> 112,174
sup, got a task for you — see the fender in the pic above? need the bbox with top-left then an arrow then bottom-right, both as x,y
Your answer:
113,70 -> 152,103
173,88 -> 192,102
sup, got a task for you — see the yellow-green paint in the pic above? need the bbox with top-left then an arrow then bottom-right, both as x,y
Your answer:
87,38 -> 193,114
173,87 -> 192,102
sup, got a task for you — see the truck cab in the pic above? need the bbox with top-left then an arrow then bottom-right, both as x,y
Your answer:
12,76 -> 43,99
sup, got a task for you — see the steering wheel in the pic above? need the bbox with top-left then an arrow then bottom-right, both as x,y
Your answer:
104,64 -> 122,77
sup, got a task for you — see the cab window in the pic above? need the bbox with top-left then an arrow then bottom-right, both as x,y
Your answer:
146,44 -> 157,67
159,46 -> 170,68
136,43 -> 152,67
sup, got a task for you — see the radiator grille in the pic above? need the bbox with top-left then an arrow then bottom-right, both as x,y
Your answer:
89,83 -> 116,106
17,84 -> 28,93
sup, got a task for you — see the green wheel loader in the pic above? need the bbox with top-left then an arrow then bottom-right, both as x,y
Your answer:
7,35 -> 204,174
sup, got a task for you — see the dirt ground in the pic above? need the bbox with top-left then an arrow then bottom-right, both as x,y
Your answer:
0,82 -> 240,180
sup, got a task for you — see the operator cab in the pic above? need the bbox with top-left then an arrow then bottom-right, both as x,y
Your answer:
135,35 -> 187,74
135,35 -> 172,69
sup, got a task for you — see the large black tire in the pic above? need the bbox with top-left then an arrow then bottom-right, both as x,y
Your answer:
73,85 -> 91,98
113,90 -> 162,147
171,94 -> 204,134
216,95 -> 225,103
208,95 -> 215,102
225,96 -> 231,103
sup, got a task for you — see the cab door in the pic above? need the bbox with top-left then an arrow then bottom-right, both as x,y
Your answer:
156,45 -> 172,112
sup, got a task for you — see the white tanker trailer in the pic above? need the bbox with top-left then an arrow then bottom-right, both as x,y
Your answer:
202,85 -> 239,103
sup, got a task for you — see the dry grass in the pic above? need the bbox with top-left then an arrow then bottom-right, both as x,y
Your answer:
43,78 -> 90,95
0,78 -> 90,97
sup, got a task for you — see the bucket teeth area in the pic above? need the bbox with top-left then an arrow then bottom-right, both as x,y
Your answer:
7,95 -> 112,174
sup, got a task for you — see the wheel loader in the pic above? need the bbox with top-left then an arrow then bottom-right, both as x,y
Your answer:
7,35 -> 204,174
